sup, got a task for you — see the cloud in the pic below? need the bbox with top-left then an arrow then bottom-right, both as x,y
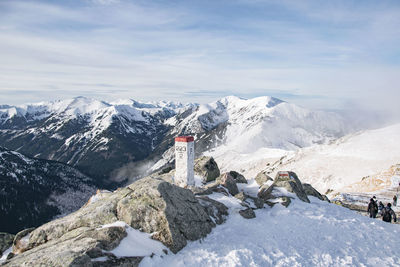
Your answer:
0,0 -> 399,122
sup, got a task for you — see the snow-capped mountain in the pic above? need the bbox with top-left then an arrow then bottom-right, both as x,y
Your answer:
0,95 -> 350,186
0,146 -> 97,234
258,124 -> 400,195
152,96 -> 350,172
0,96 -> 192,186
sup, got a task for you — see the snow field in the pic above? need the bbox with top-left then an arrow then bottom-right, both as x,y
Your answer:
141,197 -> 400,267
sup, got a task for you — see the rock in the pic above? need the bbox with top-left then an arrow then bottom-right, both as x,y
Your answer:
234,192 -> 247,201
248,196 -> 264,209
302,183 -> 329,202
119,177 -> 215,253
258,171 -> 310,204
158,166 -> 173,175
12,228 -> 35,254
239,208 -> 256,219
3,226 -> 131,267
192,182 -> 230,197
217,173 -> 239,196
0,233 -> 14,257
228,171 -> 247,184
196,196 -> 229,225
4,176 -> 220,265
280,197 -> 292,207
255,171 -> 273,186
194,156 -> 220,183
322,195 -> 331,202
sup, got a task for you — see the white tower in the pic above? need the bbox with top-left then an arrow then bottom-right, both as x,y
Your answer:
175,136 -> 194,187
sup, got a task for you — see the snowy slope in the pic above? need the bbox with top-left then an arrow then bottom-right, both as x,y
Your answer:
153,96 -> 350,173
262,124 -> 400,194
169,96 -> 348,152
142,197 -> 400,266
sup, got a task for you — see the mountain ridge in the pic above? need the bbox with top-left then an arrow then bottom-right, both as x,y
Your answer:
0,95 -> 351,186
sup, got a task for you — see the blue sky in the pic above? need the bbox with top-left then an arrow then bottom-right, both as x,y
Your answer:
0,0 -> 399,114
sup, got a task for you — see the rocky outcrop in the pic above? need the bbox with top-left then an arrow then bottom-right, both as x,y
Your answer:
0,233 -> 14,257
228,171 -> 247,184
2,176 -> 227,266
194,156 -> 220,183
258,171 -> 310,205
239,208 -> 256,219
217,173 -> 239,196
255,171 -> 273,186
12,228 -> 35,254
302,183 -> 329,202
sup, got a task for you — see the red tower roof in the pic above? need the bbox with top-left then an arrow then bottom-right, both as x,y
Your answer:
175,136 -> 194,142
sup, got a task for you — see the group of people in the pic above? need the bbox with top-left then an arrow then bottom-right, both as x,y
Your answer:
367,196 -> 397,223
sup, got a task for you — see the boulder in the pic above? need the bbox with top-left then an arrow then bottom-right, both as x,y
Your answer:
12,228 -> 35,254
3,225 -> 134,267
3,176 -> 222,265
228,171 -> 247,184
217,173 -> 239,196
194,156 -> 220,183
247,196 -> 265,209
119,178 -> 215,253
258,171 -> 310,205
255,171 -> 273,186
0,233 -> 14,257
302,183 -> 329,202
239,208 -> 256,219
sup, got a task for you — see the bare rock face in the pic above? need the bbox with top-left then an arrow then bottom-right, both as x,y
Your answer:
255,171 -> 273,186
194,156 -> 220,183
2,177 -> 224,266
217,173 -> 239,196
118,177 -> 216,253
228,171 -> 247,184
258,171 -> 310,205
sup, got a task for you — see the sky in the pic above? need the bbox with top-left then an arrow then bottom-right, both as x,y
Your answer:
0,0 -> 399,117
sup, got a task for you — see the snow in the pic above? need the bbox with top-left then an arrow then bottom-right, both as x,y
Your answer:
0,247 -> 13,264
268,123 -> 400,194
205,147 -> 289,180
100,221 -> 168,257
237,179 -> 259,197
141,197 -> 400,267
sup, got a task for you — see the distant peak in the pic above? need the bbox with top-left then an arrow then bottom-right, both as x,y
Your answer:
218,95 -> 285,108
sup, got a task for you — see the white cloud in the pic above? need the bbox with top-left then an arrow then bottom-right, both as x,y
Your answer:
0,0 -> 399,121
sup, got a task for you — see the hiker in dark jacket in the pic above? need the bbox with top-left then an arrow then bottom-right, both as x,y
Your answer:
367,198 -> 378,218
378,201 -> 384,214
382,203 -> 397,223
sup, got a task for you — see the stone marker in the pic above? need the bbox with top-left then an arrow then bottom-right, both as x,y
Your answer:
175,136 -> 195,187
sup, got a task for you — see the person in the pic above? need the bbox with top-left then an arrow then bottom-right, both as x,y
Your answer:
382,203 -> 397,223
393,195 -> 398,206
378,201 -> 384,214
367,198 -> 378,218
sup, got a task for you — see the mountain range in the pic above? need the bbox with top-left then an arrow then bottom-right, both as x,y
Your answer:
0,96 -> 351,187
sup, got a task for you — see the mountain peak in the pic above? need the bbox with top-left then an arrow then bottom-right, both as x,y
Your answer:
218,95 -> 284,109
